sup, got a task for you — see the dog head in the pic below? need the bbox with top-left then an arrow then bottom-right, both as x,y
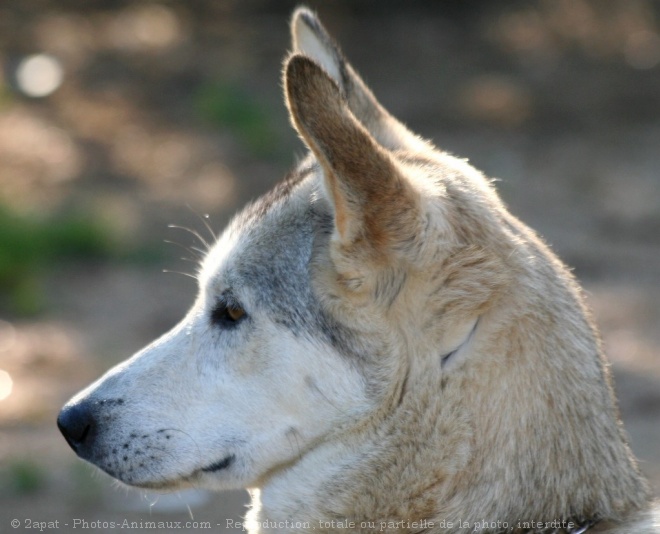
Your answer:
58,8 -> 648,523
58,8 -> 504,491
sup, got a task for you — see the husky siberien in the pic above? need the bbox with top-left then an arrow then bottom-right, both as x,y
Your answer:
59,8 -> 658,534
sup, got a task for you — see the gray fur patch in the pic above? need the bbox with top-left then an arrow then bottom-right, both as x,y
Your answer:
223,160 -> 364,361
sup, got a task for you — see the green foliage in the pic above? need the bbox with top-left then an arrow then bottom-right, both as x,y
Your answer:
195,81 -> 278,156
3,459 -> 46,495
0,206 -> 118,315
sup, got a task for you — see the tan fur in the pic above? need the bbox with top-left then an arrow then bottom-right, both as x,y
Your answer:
245,8 -> 659,533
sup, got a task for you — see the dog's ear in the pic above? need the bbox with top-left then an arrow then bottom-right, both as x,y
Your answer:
285,54 -> 420,268
291,7 -> 429,152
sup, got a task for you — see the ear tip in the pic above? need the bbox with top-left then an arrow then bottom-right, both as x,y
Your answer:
284,54 -> 309,99
285,54 -> 336,100
285,53 -> 308,79
285,54 -> 342,97
291,6 -> 319,31
284,54 -> 344,125
285,54 -> 326,84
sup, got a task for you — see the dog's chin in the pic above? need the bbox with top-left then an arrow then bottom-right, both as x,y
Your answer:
102,469 -> 194,491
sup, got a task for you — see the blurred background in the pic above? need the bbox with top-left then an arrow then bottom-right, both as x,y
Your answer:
0,0 -> 658,531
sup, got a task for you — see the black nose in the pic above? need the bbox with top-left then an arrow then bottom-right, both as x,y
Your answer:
57,401 -> 95,452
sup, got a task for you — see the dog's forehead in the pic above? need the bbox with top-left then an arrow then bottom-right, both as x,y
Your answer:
199,163 -> 324,300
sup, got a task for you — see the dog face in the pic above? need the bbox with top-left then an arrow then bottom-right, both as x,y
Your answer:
57,173 -> 376,489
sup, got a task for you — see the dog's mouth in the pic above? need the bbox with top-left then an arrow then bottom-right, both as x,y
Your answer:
200,454 -> 235,473
118,455 -> 236,490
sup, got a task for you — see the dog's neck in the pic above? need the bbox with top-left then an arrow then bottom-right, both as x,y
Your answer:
248,364 -> 647,533
246,288 -> 650,534
249,381 -> 647,530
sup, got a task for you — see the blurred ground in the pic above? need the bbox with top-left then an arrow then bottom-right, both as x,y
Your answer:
0,1 -> 659,532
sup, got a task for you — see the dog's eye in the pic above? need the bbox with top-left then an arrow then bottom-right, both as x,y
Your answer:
211,302 -> 246,328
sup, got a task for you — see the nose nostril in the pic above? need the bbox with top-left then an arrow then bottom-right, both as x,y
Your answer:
78,424 -> 91,444
59,421 -> 90,446
57,401 -> 96,452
